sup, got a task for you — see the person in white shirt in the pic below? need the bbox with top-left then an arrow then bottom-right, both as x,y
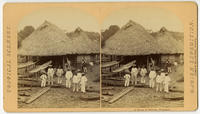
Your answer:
65,69 -> 73,88
56,66 -> 64,84
124,72 -> 131,87
131,66 -> 138,85
140,66 -> 147,84
158,69 -> 166,92
77,70 -> 82,91
47,65 -> 55,85
163,73 -> 171,93
149,69 -> 157,88
174,61 -> 178,72
40,72 -> 47,87
72,73 -> 79,92
80,73 -> 88,93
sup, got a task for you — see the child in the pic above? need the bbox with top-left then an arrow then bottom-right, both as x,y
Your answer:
149,68 -> 156,88
80,73 -> 88,93
124,72 -> 131,87
65,69 -> 73,88
163,73 -> 171,93
56,66 -> 64,84
72,73 -> 79,92
40,72 -> 47,87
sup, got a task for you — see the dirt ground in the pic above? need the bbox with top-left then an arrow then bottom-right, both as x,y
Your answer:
18,64 -> 100,108
102,64 -> 184,108
102,86 -> 183,108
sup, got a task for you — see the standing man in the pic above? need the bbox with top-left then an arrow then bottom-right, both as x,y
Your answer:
131,66 -> 138,85
56,66 -> 64,84
77,69 -> 82,91
47,65 -> 54,85
80,73 -> 88,93
166,60 -> 172,73
72,72 -> 79,92
140,66 -> 147,85
66,57 -> 71,70
159,69 -> 166,92
65,68 -> 73,88
81,57 -> 87,73
149,68 -> 157,88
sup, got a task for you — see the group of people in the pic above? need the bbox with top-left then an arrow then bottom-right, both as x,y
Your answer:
40,65 -> 88,93
124,66 -> 171,93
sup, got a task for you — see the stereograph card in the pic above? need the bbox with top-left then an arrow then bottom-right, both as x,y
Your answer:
3,1 -> 198,112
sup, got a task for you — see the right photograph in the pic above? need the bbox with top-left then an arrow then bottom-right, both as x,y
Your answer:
101,7 -> 184,108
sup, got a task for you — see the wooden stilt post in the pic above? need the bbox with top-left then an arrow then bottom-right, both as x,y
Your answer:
147,56 -> 149,71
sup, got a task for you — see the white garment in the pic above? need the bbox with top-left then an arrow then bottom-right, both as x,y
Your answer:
80,76 -> 88,93
124,74 -> 130,87
77,73 -> 82,82
72,75 -> 79,83
89,62 -> 94,66
160,73 -> 166,83
140,68 -> 147,76
47,68 -> 54,85
149,71 -> 156,79
131,68 -> 138,76
174,62 -> 178,66
56,68 -> 64,77
164,76 -> 171,93
65,71 -> 73,88
156,75 -> 162,83
47,68 -> 54,76
65,71 -> 73,80
66,80 -> 71,88
40,74 -> 47,87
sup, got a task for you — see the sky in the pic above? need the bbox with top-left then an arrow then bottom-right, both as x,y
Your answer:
18,7 -> 183,33
101,7 -> 183,32
18,7 -> 100,32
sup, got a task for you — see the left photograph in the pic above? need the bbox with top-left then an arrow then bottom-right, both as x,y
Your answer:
17,8 -> 100,108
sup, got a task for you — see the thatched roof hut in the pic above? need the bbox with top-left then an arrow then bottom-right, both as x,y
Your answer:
102,20 -> 161,55
151,27 -> 184,54
67,27 -> 100,54
18,21 -> 99,56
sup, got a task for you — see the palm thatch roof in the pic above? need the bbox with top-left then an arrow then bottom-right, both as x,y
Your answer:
102,20 -> 161,55
18,21 -> 99,56
151,27 -> 184,54
67,27 -> 100,54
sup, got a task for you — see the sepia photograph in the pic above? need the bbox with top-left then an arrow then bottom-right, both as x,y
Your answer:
101,7 -> 184,108
3,2 -> 197,112
17,8 -> 100,108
